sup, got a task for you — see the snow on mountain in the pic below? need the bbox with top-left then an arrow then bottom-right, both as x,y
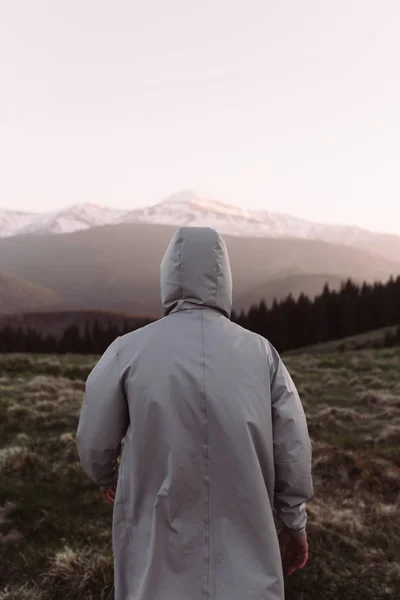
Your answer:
0,203 -> 126,237
0,210 -> 45,238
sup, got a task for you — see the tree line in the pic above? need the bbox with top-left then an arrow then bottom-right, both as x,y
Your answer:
0,319 -> 152,355
232,276 -> 400,352
0,276 -> 399,354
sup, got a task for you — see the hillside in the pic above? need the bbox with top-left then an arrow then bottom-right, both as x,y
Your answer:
0,223 -> 398,317
0,272 -> 64,314
285,325 -> 400,356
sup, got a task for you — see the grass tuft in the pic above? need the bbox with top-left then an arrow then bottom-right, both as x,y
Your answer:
39,546 -> 114,600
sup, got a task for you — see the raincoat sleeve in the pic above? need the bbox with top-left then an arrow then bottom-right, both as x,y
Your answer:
76,337 -> 129,487
267,342 -> 314,537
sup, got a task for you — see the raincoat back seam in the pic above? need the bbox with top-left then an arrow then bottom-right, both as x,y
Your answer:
178,229 -> 183,302
214,239 -> 219,309
200,311 -> 211,597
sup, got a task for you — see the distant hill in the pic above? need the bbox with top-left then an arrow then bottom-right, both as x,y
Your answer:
0,271 -> 64,314
0,222 -> 398,317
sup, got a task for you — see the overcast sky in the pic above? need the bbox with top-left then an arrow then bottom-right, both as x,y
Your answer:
1,1 -> 400,233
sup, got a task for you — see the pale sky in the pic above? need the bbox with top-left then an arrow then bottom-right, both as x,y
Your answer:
1,1 -> 400,233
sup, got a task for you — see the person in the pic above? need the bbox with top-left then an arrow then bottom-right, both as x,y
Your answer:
76,226 -> 314,600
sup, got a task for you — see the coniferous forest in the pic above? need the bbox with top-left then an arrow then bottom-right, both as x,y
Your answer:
1,276 -> 399,354
232,276 -> 400,352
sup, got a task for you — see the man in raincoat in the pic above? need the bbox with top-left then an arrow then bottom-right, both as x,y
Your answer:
76,226 -> 314,600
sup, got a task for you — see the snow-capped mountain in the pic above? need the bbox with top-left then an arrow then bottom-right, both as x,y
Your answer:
0,190 -> 375,238
0,203 -> 125,237
1,190 -> 399,265
1,191 -> 282,238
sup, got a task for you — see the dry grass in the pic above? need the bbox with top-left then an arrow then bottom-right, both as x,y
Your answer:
0,349 -> 399,599
0,584 -> 44,600
0,445 -> 45,476
39,547 -> 113,600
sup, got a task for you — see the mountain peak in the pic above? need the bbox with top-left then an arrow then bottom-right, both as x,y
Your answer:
157,190 -> 247,217
159,190 -> 199,205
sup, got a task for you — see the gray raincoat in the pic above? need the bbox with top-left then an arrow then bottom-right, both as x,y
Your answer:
76,226 -> 313,600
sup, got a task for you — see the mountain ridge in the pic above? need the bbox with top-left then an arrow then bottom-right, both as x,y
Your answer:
2,190 -> 399,264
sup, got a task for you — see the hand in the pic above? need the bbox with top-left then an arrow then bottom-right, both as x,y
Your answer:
278,529 -> 308,576
100,484 -> 117,505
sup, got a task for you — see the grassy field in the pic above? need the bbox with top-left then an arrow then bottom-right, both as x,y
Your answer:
0,349 -> 399,599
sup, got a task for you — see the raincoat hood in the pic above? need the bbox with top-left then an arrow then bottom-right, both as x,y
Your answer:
160,227 -> 233,318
